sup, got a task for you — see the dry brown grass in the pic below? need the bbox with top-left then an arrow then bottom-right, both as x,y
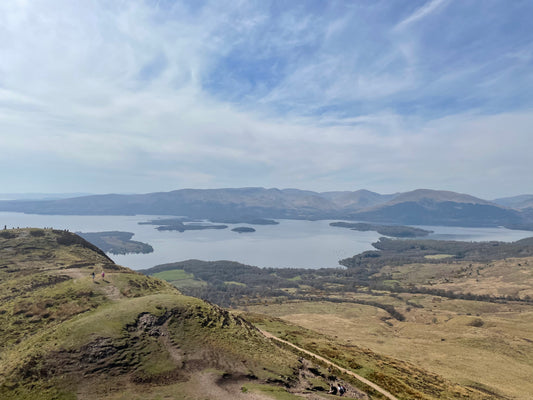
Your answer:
378,257 -> 533,299
244,282 -> 533,400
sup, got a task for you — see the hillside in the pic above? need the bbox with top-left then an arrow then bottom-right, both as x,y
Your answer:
1,187 -> 531,229
0,229 -> 318,399
0,229 -> 499,399
0,188 -> 338,218
319,190 -> 394,210
381,189 -> 492,206
493,194 -> 533,210
351,190 -> 524,227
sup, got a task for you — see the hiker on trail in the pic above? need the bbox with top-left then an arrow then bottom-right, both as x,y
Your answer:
329,385 -> 337,395
339,384 -> 346,396
101,271 -> 105,279
91,272 -> 95,281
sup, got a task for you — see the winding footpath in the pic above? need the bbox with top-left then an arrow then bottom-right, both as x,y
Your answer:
259,329 -> 399,400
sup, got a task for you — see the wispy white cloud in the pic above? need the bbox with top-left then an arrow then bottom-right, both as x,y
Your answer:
0,0 -> 532,198
395,0 -> 449,30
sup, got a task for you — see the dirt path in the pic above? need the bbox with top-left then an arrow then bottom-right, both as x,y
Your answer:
59,267 -> 89,279
259,329 -> 399,400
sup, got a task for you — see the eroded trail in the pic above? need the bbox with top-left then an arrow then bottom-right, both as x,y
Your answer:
259,329 -> 399,400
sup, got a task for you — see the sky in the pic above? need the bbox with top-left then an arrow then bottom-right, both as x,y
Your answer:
1,0 -> 532,199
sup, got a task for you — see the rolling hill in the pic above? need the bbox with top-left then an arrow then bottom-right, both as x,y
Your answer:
493,194 -> 533,210
0,187 -> 531,229
350,189 -> 525,227
0,228 -> 309,399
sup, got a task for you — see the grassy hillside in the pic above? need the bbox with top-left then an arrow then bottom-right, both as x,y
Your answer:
0,229 -> 317,400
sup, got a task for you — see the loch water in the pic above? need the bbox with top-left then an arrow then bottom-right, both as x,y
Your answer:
1,212 -> 531,270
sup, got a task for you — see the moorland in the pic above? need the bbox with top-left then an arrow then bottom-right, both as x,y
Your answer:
143,236 -> 533,399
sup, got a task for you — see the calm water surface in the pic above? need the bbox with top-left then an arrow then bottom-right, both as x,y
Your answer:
1,212 -> 531,270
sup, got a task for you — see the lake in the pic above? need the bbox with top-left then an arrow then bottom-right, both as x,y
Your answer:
1,212 -> 532,270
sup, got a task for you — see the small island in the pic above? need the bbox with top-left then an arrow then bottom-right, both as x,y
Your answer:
330,222 -> 433,238
76,231 -> 153,255
210,218 -> 279,225
231,227 -> 256,233
139,218 -> 228,232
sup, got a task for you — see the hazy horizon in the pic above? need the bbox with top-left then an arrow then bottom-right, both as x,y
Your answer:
0,187 -> 532,203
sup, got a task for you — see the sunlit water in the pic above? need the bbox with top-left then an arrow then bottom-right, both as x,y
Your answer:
1,212 -> 531,270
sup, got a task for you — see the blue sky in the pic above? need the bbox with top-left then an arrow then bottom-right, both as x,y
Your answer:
0,0 -> 532,198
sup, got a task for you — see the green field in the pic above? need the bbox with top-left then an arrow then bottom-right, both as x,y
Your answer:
152,269 -> 194,281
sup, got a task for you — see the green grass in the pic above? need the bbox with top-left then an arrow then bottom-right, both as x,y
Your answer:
151,269 -> 207,291
134,339 -> 177,379
152,269 -> 194,281
169,278 -> 207,290
58,294 -> 176,347
0,384 -> 76,400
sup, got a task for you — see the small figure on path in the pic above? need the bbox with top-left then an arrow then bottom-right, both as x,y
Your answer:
101,271 -> 105,279
91,271 -> 95,281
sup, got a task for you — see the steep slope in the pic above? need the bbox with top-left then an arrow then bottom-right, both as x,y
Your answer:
0,229 -> 309,400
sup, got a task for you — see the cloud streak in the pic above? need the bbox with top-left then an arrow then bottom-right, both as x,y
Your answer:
395,0 -> 449,30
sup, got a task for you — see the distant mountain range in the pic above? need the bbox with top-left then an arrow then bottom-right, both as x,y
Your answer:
0,188 -> 532,229
493,194 -> 533,210
0,192 -> 92,201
